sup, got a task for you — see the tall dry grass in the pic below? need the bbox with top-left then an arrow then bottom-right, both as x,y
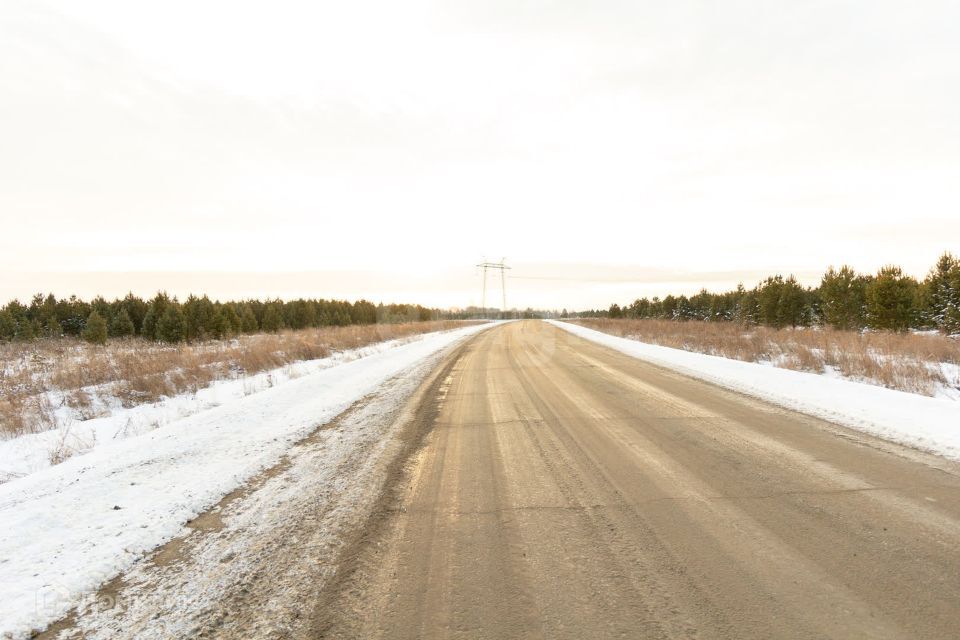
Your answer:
0,321 -> 476,438
572,319 -> 960,397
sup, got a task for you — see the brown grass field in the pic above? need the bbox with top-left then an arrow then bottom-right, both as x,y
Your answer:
0,321 -> 475,439
572,318 -> 960,398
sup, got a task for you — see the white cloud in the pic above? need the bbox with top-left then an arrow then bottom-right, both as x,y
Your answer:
2,0 -> 958,307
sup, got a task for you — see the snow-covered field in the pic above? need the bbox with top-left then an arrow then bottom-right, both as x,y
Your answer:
551,320 -> 960,462
0,322 -> 491,640
0,334 -> 448,482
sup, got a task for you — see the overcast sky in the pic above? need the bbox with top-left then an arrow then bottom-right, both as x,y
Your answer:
2,0 -> 958,309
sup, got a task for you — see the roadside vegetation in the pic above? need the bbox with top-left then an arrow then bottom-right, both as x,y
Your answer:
571,318 -> 959,397
583,253 -> 960,335
567,253 -> 960,397
0,313 -> 475,439
0,293 -> 457,345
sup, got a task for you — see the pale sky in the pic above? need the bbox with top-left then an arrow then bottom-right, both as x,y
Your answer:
2,0 -> 958,309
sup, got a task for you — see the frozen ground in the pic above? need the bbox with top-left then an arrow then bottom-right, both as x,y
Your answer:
0,335 -> 443,482
0,322 -> 491,640
550,320 -> 960,462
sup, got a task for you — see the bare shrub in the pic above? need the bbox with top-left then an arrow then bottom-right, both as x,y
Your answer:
0,395 -> 28,436
779,345 -> 825,374
1,320 -> 475,438
65,389 -> 102,421
0,394 -> 61,438
572,319 -> 958,397
47,425 -> 97,466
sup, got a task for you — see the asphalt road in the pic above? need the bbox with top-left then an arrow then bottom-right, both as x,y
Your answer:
310,320 -> 960,639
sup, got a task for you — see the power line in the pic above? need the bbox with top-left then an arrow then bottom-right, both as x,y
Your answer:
476,259 -> 510,318
507,274 -> 663,283
506,275 -> 588,281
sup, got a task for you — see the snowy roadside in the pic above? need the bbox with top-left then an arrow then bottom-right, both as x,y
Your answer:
549,320 -> 960,461
0,333 -> 455,481
0,322 -> 491,640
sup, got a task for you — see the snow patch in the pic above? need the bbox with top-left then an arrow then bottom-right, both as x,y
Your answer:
0,336 -> 432,481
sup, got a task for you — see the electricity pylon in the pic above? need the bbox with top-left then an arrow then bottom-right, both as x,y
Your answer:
477,259 -> 510,319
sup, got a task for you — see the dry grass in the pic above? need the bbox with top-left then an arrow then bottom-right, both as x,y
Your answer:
0,321 -> 476,438
572,318 -> 960,397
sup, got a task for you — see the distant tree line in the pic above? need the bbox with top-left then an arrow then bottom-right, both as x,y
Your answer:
458,306 -> 549,320
0,293 -> 447,345
603,253 -> 960,334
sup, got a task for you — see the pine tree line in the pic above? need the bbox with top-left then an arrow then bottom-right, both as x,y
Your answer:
0,293 -> 445,344
606,253 -> 960,334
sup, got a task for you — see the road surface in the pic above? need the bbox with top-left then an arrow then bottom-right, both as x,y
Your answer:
309,320 -> 960,639
45,320 -> 960,639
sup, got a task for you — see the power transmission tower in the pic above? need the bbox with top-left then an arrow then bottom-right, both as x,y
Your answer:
476,259 -> 511,319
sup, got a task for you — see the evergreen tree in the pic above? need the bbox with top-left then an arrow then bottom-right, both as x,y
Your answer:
0,310 -> 16,341
15,318 -> 35,342
221,305 -> 242,335
819,266 -> 868,330
240,305 -> 259,333
44,316 -> 63,338
110,310 -> 136,338
285,299 -> 317,329
865,266 -> 918,331
141,293 -> 170,340
28,293 -> 45,326
661,295 -> 679,320
947,267 -> 960,335
210,308 -> 234,339
118,293 -> 148,336
920,252 -> 960,334
261,303 -> 283,332
757,276 -> 785,327
184,294 -> 216,342
90,296 -> 111,323
732,285 -> 758,325
627,298 -> 649,319
608,303 -> 623,319
82,311 -> 108,345
352,300 -> 378,325
0,292 -> 452,344
777,276 -> 807,327
58,295 -> 89,337
141,306 -> 158,340
30,294 -> 62,337
156,305 -> 187,343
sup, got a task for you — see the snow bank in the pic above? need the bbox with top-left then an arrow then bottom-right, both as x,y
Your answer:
0,323 -> 490,639
549,321 -> 960,461
0,335 -> 443,481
